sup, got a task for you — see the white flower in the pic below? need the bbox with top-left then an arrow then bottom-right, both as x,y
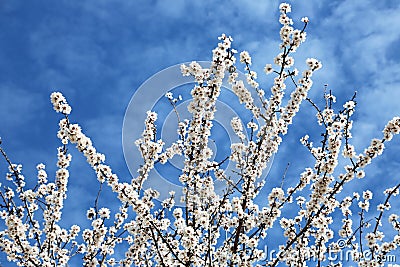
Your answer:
36,163 -> 46,170
301,17 -> 309,23
264,64 -> 273,74
306,58 -> 322,71
240,51 -> 252,65
363,190 -> 373,200
99,207 -> 110,219
279,3 -> 291,13
165,92 -> 173,100
343,100 -> 355,109
87,208 -> 96,220
355,170 -> 365,179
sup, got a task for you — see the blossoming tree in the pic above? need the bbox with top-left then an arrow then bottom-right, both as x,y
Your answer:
0,3 -> 399,267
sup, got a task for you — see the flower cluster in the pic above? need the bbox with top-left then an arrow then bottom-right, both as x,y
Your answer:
50,92 -> 72,115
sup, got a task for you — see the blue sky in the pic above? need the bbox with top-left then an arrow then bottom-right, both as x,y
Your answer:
1,0 -> 400,265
